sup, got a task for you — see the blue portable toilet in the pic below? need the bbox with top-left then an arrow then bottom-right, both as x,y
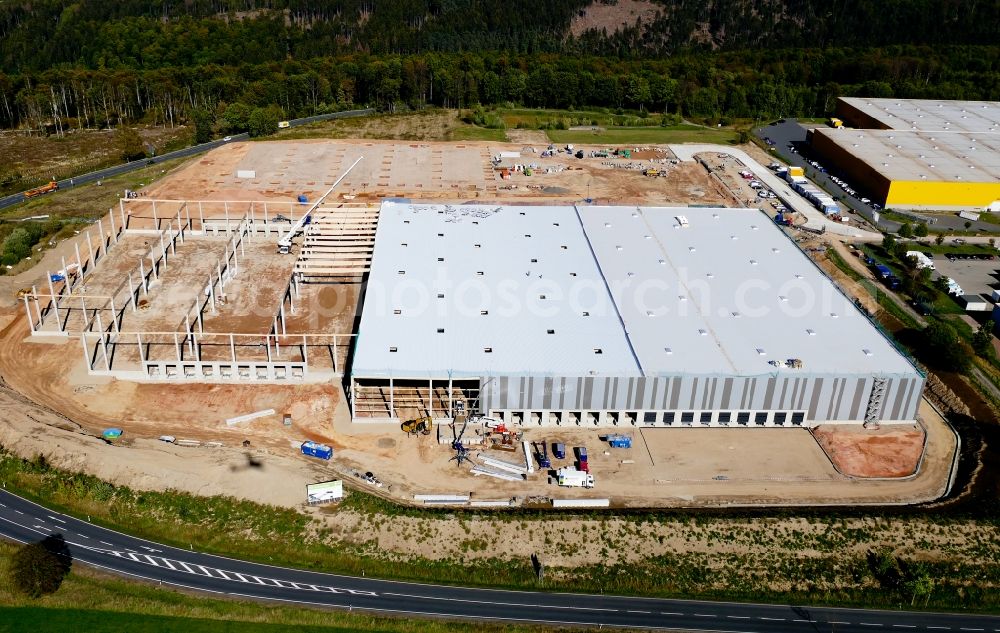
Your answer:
300,441 -> 333,460
297,194 -> 308,204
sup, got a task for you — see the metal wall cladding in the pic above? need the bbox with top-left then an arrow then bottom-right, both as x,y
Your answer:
479,373 -> 924,422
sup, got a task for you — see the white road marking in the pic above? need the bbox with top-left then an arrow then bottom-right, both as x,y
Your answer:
960,629 -> 985,632
859,624 -> 884,627
659,612 -> 684,616
759,617 -> 785,621
100,541 -> 113,546
626,610 -> 651,614
892,626 -> 916,629
693,614 -> 717,617
47,515 -> 66,524
14,510 -> 23,514
381,591 -> 616,612
727,616 -> 751,620
793,619 -> 813,623
927,626 -> 950,629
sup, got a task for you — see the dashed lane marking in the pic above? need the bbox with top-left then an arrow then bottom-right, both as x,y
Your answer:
47,515 -> 66,524
692,614 -> 716,617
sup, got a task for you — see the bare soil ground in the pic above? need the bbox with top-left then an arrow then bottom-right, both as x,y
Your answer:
812,424 -> 926,477
569,0 -> 663,38
0,137 -> 958,516
143,139 -> 732,208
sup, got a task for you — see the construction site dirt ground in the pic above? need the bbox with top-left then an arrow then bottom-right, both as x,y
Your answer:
142,139 -> 735,207
0,137 -> 959,510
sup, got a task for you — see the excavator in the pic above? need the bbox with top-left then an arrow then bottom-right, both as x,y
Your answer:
401,416 -> 433,436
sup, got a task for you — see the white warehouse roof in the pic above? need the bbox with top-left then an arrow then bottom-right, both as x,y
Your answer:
840,97 -> 1000,135
351,202 -> 917,379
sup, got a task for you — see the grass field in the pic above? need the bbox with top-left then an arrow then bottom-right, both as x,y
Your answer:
272,109 -> 506,143
2,156 -> 188,224
2,450 -> 1000,613
546,126 -> 738,145
0,127 -> 191,198
0,543 -> 551,633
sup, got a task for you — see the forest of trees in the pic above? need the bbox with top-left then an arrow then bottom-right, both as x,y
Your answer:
0,1 -> 998,133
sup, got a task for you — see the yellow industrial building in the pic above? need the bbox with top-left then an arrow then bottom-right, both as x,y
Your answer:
810,98 -> 1000,210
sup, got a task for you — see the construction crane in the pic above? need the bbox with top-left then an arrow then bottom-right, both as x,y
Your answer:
449,417 -> 474,467
401,416 -> 433,436
277,156 -> 362,254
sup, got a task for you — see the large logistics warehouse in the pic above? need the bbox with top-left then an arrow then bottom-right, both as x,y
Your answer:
348,201 -> 924,428
811,97 -> 1000,210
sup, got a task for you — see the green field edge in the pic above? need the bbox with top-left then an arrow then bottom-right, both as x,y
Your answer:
1,450 -> 999,615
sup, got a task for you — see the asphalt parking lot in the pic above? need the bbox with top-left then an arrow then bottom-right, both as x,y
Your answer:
754,119 -> 881,229
930,253 -> 1000,298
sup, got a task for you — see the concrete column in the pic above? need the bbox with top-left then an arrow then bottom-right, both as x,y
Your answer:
198,201 -> 204,232
94,313 -> 110,371
74,243 -> 84,280
332,335 -> 338,374
224,201 -> 231,235
230,334 -> 236,363
239,232 -> 245,258
193,333 -> 201,361
109,297 -> 119,332
159,232 -> 168,269
86,232 -> 96,268
389,377 -> 394,418
196,301 -> 204,333
275,335 -> 280,359
208,275 -> 217,313
265,335 -> 272,362
128,274 -> 137,311
185,203 -> 192,236
151,199 -> 158,230
24,296 -> 35,333
279,302 -> 286,335
98,217 -> 107,250
136,332 -> 145,363
429,379 -> 433,418
217,262 -> 224,292
150,256 -> 158,281
118,199 -> 125,229
32,285 -> 42,325
174,332 -> 182,361
449,376 -> 453,418
288,284 -> 295,314
301,335 -> 308,368
79,296 -> 89,330
61,256 -> 69,291
46,272 -> 60,328
81,333 -> 92,370
177,211 -> 184,243
138,260 -> 148,294
118,202 -> 126,237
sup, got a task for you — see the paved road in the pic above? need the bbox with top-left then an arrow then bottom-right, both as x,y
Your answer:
1,490 -> 998,632
0,108 -> 375,212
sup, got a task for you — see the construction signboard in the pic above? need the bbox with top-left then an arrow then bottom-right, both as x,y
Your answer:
306,479 -> 343,505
